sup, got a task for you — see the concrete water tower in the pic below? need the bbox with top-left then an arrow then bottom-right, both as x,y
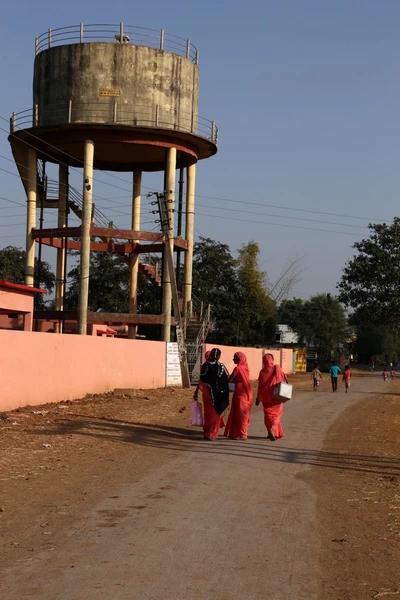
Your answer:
9,23 -> 218,341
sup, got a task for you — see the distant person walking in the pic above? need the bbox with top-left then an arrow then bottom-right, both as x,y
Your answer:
330,361 -> 341,392
311,362 -> 322,392
382,368 -> 388,382
198,348 -> 230,440
342,365 -> 351,393
224,352 -> 252,440
391,367 -> 396,379
255,353 -> 287,441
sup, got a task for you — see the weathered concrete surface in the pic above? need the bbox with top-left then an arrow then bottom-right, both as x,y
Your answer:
1,376 -> 385,600
34,43 -> 199,128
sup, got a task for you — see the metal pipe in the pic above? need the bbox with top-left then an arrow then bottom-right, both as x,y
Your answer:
160,29 -> 164,50
183,162 -> 196,318
63,173 -> 69,317
25,148 -> 37,286
128,171 -> 142,339
55,164 -> 68,334
176,167 -> 184,287
161,147 -> 176,342
78,140 -> 94,335
80,23 -> 84,43
35,162 -> 46,327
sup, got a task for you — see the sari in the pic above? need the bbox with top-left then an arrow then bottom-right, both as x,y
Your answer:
199,348 -> 229,440
224,352 -> 252,439
257,353 -> 287,440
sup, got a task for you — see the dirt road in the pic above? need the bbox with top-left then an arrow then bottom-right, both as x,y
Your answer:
1,373 -> 395,599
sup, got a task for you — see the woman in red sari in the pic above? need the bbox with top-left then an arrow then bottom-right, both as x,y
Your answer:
224,352 -> 252,440
256,353 -> 287,441
195,348 -> 229,440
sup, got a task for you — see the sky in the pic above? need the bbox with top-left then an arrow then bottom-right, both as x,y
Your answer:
1,0 -> 400,301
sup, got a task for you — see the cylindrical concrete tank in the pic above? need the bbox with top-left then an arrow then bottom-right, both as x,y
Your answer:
33,43 -> 199,133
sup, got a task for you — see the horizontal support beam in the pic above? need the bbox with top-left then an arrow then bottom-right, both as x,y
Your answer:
32,226 -> 82,239
88,312 -> 172,325
34,310 -> 175,326
32,226 -> 165,242
36,238 -> 188,253
90,225 -> 163,242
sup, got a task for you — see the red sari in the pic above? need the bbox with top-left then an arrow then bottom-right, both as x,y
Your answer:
199,381 -> 226,439
224,352 -> 252,439
257,354 -> 287,439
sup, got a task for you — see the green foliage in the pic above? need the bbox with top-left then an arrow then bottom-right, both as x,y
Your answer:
353,325 -> 400,365
192,237 -> 241,345
0,246 -> 55,309
235,241 -> 277,345
192,237 -> 277,346
338,218 -> 400,331
65,253 -> 161,316
279,294 -> 347,358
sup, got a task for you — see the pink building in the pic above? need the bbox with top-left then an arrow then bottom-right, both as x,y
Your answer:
0,280 -> 46,332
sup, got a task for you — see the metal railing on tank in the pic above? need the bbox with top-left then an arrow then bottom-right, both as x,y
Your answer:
35,23 -> 199,64
10,102 -> 218,144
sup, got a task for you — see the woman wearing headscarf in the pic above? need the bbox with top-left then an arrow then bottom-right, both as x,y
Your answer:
198,348 -> 230,440
256,353 -> 287,441
224,352 -> 252,440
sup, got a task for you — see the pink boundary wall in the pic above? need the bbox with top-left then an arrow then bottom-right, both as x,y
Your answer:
0,330 -> 166,412
203,344 -> 293,381
0,331 -> 293,412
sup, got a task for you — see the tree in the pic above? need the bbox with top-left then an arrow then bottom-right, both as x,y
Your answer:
279,293 -> 347,359
65,253 -> 161,315
0,246 -> 55,309
338,218 -> 400,331
235,241 -> 277,345
192,238 -> 278,346
192,237 -> 240,345
278,297 -> 304,333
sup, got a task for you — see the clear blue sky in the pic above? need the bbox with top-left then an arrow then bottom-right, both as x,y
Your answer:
1,0 -> 400,300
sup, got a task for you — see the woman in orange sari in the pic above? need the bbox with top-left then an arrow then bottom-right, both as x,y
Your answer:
224,352 -> 252,440
256,353 -> 287,441
195,348 -> 229,440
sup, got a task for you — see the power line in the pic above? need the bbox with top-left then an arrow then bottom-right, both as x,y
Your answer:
195,212 -> 365,237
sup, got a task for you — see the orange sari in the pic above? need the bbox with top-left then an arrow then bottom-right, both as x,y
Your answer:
224,352 -> 252,439
257,354 -> 287,439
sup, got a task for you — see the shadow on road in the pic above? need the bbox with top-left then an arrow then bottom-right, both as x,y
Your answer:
27,414 -> 400,477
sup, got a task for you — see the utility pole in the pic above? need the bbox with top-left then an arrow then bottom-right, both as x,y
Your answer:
150,191 -> 191,388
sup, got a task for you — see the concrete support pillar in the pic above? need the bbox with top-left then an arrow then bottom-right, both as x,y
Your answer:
161,147 -> 177,342
78,140 -> 94,335
183,162 -> 196,318
25,148 -> 37,286
128,171 -> 142,339
55,164 -> 68,334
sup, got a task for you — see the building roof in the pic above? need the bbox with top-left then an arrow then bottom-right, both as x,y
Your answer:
0,280 -> 47,294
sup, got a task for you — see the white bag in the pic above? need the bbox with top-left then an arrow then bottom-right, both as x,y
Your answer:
190,401 -> 204,427
273,382 -> 293,403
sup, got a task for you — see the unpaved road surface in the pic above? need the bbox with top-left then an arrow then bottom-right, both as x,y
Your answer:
2,373 -> 398,599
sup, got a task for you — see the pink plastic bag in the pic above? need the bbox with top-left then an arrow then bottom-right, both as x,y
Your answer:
190,400 -> 204,427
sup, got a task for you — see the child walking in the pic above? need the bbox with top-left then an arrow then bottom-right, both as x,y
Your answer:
342,365 -> 351,393
382,368 -> 388,382
391,367 -> 396,379
311,362 -> 322,391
